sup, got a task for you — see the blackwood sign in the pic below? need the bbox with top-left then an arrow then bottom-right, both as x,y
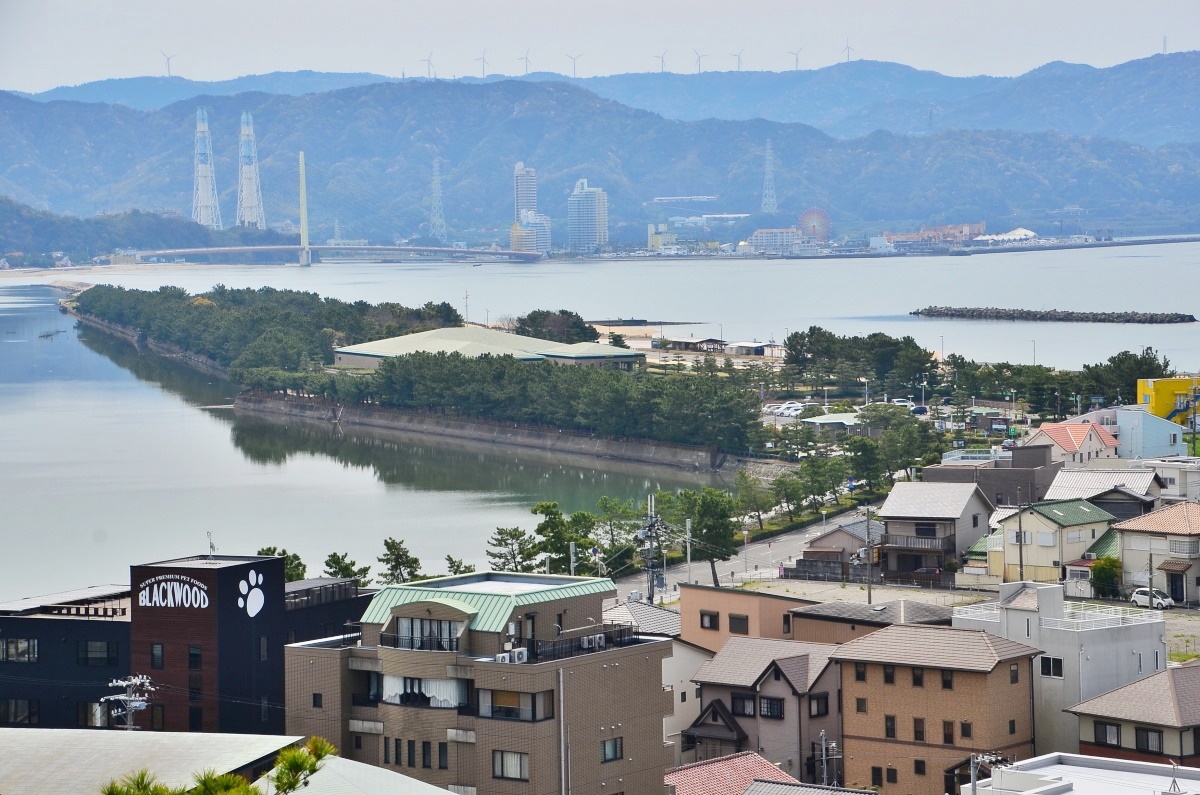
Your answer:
137,574 -> 210,609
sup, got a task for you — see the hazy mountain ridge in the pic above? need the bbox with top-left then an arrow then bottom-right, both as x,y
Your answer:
1,79 -> 1198,243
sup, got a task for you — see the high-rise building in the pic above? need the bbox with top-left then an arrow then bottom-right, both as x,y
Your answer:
509,209 -> 551,254
513,162 -> 537,223
567,179 -> 608,253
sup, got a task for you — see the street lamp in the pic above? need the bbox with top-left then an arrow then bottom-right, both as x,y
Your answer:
821,509 -> 829,527
823,386 -> 830,407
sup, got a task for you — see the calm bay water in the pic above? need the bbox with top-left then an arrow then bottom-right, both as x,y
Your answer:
2,242 -> 1198,597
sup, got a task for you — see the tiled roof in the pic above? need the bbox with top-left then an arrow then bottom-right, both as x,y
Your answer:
990,506 -> 1020,528
1031,423 -> 1119,452
603,600 -> 681,636
1087,527 -> 1121,558
1066,665 -> 1200,728
790,599 -> 952,626
693,637 -> 837,690
1113,503 -> 1200,537
741,781 -> 875,795
1027,499 -> 1115,527
879,482 -> 990,519
830,624 -> 1039,671
808,518 -> 884,545
1157,559 -> 1194,573
665,752 -> 799,795
1045,469 -> 1160,501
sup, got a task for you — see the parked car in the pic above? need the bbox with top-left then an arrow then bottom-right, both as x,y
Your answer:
911,406 -> 929,415
892,398 -> 916,408
773,402 -> 803,416
914,567 -> 943,576
1130,588 -> 1175,609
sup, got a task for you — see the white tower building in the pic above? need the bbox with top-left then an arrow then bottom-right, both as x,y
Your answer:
514,162 -> 538,223
567,179 -> 608,253
235,112 -> 265,229
191,108 -> 222,230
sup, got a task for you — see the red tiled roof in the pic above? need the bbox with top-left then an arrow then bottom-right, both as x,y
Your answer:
1032,423 -> 1118,452
665,751 -> 798,795
1114,503 -> 1200,536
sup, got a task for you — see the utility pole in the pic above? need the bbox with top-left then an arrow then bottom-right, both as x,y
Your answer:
866,505 -> 875,604
970,752 -> 1004,794
640,494 -> 665,603
102,674 -> 155,730
569,541 -> 576,576
1017,487 -> 1026,582
686,518 -> 692,586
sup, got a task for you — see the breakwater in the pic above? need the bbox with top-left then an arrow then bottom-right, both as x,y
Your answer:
911,306 -> 1197,324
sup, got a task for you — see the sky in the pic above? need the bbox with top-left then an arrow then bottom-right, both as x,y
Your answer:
1,0 -> 1199,92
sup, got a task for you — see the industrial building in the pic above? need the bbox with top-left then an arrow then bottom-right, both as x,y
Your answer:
567,179 -> 608,252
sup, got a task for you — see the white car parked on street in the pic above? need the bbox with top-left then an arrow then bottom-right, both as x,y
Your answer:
1130,587 -> 1175,609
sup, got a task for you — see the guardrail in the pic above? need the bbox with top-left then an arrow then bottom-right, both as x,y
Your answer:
378,633 -> 459,652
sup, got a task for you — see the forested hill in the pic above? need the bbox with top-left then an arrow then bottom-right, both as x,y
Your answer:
2,80 -> 1199,243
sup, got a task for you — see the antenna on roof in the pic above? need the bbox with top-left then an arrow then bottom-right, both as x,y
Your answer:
207,531 -> 217,561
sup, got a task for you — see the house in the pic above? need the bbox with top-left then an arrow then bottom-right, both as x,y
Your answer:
991,500 -> 1115,583
1043,469 -> 1162,520
604,597 -> 682,636
678,583 -> 816,653
1066,664 -> 1200,767
800,517 -> 884,564
1135,455 -> 1200,502
799,413 -> 860,435
284,572 -> 673,794
876,482 -> 994,576
663,337 -> 727,353
832,624 -> 1039,795
924,444 -> 1063,505
953,582 -> 1165,754
665,751 -> 799,795
971,751 -> 1200,794
1113,502 -> 1200,604
1137,374 -> 1200,427
789,600 -> 952,645
1061,527 -> 1121,598
684,638 -> 841,783
1061,406 -> 1187,459
1021,423 -> 1118,468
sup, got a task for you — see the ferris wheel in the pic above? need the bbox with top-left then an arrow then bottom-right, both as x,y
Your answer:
798,207 -> 833,241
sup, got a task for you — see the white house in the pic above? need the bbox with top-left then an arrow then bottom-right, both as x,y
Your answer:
1113,501 -> 1200,605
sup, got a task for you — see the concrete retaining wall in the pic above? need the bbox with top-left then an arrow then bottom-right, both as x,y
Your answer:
71,311 -> 229,379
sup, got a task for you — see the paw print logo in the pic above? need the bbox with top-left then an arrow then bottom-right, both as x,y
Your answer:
238,570 -> 265,617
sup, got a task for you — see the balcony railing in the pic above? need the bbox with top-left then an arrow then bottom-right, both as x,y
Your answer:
882,534 -> 955,552
378,633 -> 459,652
528,623 -> 638,664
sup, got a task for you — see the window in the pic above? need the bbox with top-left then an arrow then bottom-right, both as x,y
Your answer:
760,697 -> 784,719
188,707 -> 202,732
395,739 -> 401,766
912,667 -> 924,687
885,715 -> 896,739
408,740 -> 416,767
1171,433 -> 1180,446
1040,657 -> 1064,678
493,750 -> 530,781
941,669 -> 954,690
731,693 -> 756,716
353,736 -> 362,750
1171,539 -> 1200,555
1009,719 -> 1017,735
961,721 -> 973,739
809,693 -> 829,718
422,741 -> 432,768
700,611 -> 719,630
883,665 -> 895,684
438,742 -> 448,769
150,643 -> 164,670
973,514 -> 980,528
601,736 -> 623,762
915,760 -> 926,776
783,614 -> 791,634
188,674 -> 202,701
871,767 -> 883,786
77,640 -> 118,667
913,717 -> 925,742
855,697 -> 867,714
1094,722 -> 1120,746
915,522 -> 937,537
680,691 -> 686,703
188,645 -> 202,670
312,693 -> 323,708
855,662 -> 867,682
943,720 -> 954,745
78,702 -> 109,728
729,614 -> 749,635
1010,663 -> 1020,684
259,636 -> 268,662
384,736 -> 390,764
151,705 -> 164,731
1136,727 -> 1164,753
0,638 -> 38,663
1,699 -> 39,725
1156,650 -> 1162,671
886,769 -> 898,784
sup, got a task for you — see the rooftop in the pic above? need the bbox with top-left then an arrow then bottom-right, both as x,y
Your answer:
808,517 -> 884,546
1067,664 -> 1200,728
252,754 -> 447,795
1030,422 -> 1119,452
953,599 -> 1163,630
665,752 -> 799,795
603,599 -> 681,636
831,624 -> 1039,671
1044,469 -> 1161,501
790,599 -> 952,627
740,781 -> 875,795
878,482 -> 990,519
1114,502 -> 1200,536
974,752 -> 1200,795
142,555 -> 273,570
0,584 -> 129,616
1023,499 -> 1115,527
335,326 -> 642,362
693,637 -> 836,690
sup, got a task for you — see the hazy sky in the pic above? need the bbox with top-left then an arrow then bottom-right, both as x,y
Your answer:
2,0 -> 1198,92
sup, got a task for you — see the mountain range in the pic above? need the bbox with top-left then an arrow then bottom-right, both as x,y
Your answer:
2,78 -> 1198,244
13,52 -> 1200,148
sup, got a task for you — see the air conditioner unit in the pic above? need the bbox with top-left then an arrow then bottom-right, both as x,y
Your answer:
580,636 -> 594,649
593,633 -> 607,649
1083,553 -> 1097,560
511,647 -> 529,664
494,652 -> 511,663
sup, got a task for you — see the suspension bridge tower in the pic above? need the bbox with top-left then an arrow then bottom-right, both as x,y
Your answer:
429,158 -> 448,244
761,139 -> 778,215
235,111 -> 265,229
191,107 -> 223,230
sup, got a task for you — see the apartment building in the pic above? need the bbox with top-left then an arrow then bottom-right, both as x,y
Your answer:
567,179 -> 608,252
991,500 -> 1115,583
877,482 -> 993,575
677,583 -> 815,652
1114,502 -> 1200,604
953,582 -> 1165,753
284,572 -> 673,794
683,638 -> 840,784
832,624 -> 1038,795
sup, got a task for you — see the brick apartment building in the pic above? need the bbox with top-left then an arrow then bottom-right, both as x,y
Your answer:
284,572 -> 673,795
832,624 -> 1039,795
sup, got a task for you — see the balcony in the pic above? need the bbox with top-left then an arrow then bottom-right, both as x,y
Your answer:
527,623 -> 638,664
378,633 -> 459,652
882,534 -> 955,552
351,693 -> 379,708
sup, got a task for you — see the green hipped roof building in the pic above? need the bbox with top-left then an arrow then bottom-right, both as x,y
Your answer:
359,572 -> 617,633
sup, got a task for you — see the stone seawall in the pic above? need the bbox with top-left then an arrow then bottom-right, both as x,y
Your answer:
70,311 -> 230,378
235,393 -> 726,472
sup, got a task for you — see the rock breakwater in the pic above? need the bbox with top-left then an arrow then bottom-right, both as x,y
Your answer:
911,306 -> 1196,324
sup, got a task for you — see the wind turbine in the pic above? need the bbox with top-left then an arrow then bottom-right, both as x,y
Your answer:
693,49 -> 707,74
787,47 -> 803,71
518,49 -> 532,75
160,52 -> 175,78
842,37 -> 855,63
654,50 -> 667,73
421,53 -> 435,78
475,50 -> 489,78
730,48 -> 744,72
566,53 -> 582,78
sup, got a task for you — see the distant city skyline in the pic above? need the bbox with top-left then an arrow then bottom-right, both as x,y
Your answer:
1,0 -> 1198,93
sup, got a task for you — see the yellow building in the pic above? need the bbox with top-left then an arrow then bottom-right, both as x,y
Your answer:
1137,375 -> 1200,426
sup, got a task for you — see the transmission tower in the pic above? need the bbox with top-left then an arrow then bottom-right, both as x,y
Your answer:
235,111 -> 265,229
761,139 -> 778,214
102,674 -> 155,730
429,158 -> 448,244
191,108 -> 222,229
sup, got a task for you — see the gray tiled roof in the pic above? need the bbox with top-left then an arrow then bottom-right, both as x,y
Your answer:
1066,664 -> 1200,728
809,518 -> 884,546
693,637 -> 837,690
830,624 -> 1039,671
252,756 -> 447,794
879,482 -> 990,519
1045,469 -> 1160,501
790,599 -> 952,626
742,781 -> 875,795
603,600 -> 682,636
